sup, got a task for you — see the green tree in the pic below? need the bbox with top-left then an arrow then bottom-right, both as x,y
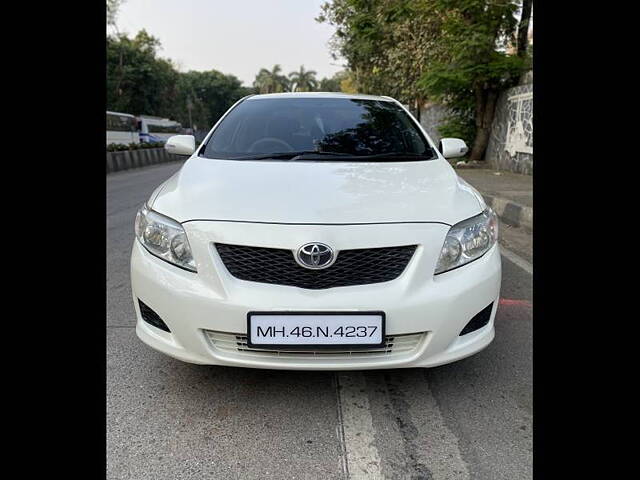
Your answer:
419,0 -> 530,160
175,70 -> 250,129
106,30 -> 179,117
339,70 -> 358,93
318,0 -> 441,117
288,65 -> 318,92
516,0 -> 533,58
253,65 -> 290,93
319,70 -> 351,92
106,29 -> 249,131
319,76 -> 340,91
319,0 -> 532,161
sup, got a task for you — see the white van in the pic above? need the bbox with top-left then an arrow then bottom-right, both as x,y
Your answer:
106,111 -> 139,146
138,115 -> 182,143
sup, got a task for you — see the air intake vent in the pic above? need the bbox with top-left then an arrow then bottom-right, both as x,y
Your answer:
205,330 -> 426,360
215,243 -> 416,289
460,303 -> 493,336
138,300 -> 171,332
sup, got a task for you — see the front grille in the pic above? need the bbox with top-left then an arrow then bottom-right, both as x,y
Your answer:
205,330 -> 426,360
215,243 -> 417,289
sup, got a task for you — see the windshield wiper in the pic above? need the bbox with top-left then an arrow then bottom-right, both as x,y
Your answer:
354,150 -> 438,160
289,151 -> 357,160
229,151 -> 353,160
288,151 -> 438,162
226,149 -> 436,161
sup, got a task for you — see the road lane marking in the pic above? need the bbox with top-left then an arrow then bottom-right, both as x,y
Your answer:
500,246 -> 533,275
336,372 -> 384,479
382,372 -> 470,480
334,374 -> 350,478
337,371 -> 470,480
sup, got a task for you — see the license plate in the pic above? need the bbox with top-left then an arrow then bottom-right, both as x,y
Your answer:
247,312 -> 385,349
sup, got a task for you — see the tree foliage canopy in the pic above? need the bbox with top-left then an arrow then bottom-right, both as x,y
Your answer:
417,0 -> 529,144
107,29 -> 352,131
253,65 -> 290,94
106,31 -> 250,129
175,70 -> 250,130
106,0 -> 376,132
319,70 -> 352,92
317,0 -> 441,106
318,0 -> 532,159
289,65 -> 319,92
253,65 -> 346,93
106,31 -> 179,118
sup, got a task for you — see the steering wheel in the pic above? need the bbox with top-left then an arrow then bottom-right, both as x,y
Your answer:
248,137 -> 294,153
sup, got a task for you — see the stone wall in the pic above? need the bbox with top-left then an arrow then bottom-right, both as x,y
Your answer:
485,72 -> 533,174
419,103 -> 451,145
418,70 -> 533,175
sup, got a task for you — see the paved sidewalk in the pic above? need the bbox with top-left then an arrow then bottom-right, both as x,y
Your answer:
457,168 -> 533,230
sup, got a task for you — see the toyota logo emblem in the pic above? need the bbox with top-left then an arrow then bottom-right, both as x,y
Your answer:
296,242 -> 335,269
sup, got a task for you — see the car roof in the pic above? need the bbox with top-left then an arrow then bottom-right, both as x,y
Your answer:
246,92 -> 396,102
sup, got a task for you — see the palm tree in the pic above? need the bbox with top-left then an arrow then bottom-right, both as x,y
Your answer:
253,65 -> 289,94
288,65 -> 318,92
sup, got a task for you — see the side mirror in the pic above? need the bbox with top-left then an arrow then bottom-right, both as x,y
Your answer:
439,138 -> 469,159
165,135 -> 196,156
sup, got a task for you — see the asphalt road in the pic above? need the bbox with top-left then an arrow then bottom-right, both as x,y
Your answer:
107,162 -> 532,480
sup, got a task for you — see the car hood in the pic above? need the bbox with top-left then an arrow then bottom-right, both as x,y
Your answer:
150,156 -> 484,225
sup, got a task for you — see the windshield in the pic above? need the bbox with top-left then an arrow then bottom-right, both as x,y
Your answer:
200,97 -> 436,161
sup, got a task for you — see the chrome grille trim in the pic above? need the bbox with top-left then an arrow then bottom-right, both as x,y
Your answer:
204,330 -> 427,360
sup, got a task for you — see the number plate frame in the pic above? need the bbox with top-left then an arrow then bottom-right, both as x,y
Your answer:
246,311 -> 386,350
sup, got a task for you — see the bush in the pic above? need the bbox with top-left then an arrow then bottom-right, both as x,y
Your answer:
437,114 -> 475,147
106,141 -> 165,152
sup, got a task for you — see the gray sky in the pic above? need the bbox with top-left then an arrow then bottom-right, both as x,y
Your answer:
115,0 -> 345,86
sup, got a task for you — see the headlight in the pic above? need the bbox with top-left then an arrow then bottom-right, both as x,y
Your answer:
435,207 -> 498,275
134,204 -> 197,272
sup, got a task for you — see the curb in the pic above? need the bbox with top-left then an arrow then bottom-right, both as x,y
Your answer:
453,162 -> 485,169
106,148 -> 182,174
483,195 -> 532,231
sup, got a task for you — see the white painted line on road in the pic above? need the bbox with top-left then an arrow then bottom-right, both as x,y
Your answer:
501,246 -> 533,275
336,373 -> 384,479
399,375 -> 470,480
334,375 -> 350,478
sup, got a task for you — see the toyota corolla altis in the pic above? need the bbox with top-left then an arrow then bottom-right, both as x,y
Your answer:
131,92 -> 501,370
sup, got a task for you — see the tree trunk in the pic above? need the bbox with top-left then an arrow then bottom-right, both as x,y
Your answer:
517,0 -> 533,58
114,43 -> 125,100
469,88 -> 498,162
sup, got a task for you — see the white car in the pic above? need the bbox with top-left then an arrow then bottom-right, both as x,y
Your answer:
131,92 -> 501,370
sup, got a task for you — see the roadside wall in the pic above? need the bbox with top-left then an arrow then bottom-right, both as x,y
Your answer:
419,103 -> 451,145
419,70 -> 533,175
106,148 -> 182,174
485,71 -> 533,174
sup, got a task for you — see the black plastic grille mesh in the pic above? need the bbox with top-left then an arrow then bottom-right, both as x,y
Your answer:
138,300 -> 171,332
215,243 -> 417,289
460,302 -> 493,336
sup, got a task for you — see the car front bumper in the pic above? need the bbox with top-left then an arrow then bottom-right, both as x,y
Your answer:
130,221 -> 501,370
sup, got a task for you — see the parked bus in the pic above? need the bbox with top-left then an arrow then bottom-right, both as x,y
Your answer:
138,116 -> 183,144
106,111 -> 139,146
